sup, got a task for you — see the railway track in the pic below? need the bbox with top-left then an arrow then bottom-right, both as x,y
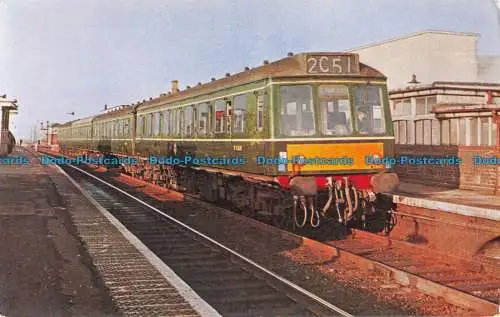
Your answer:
55,158 -> 352,317
40,150 -> 500,315
333,230 -> 500,299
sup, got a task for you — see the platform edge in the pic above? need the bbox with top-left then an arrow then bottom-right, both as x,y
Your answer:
55,164 -> 223,317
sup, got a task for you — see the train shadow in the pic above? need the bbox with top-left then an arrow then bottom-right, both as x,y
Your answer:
80,166 -> 339,264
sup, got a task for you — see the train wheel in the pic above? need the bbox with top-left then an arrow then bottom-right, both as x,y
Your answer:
383,209 -> 397,234
278,206 -> 294,230
268,201 -> 286,229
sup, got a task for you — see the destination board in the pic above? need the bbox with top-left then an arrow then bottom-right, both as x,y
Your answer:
306,54 -> 359,75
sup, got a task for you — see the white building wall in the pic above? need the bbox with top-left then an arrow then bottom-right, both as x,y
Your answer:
437,95 -> 486,104
349,31 -> 479,90
478,55 -> 500,83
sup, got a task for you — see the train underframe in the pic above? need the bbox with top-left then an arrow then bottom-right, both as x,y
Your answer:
63,147 -> 398,236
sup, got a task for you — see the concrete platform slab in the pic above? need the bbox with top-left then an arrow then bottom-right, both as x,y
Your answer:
0,147 -> 116,316
0,147 -> 220,317
390,182 -> 500,221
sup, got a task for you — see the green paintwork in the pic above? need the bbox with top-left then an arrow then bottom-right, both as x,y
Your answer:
57,75 -> 394,178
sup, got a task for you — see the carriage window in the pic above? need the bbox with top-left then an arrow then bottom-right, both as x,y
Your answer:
185,106 -> 194,136
153,112 -> 161,136
179,110 -> 184,136
126,119 -> 131,136
172,110 -> 177,136
163,111 -> 169,135
148,113 -> 154,137
319,85 -> 352,136
233,94 -> 247,133
280,85 -> 315,136
257,94 -> 265,132
214,100 -> 226,133
198,103 -> 209,135
140,118 -> 145,137
354,86 -> 386,135
169,110 -> 174,136
123,119 -> 127,136
108,122 -> 112,138
178,110 -> 182,135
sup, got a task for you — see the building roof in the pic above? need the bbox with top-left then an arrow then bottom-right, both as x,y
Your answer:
0,94 -> 18,110
389,81 -> 500,95
347,30 -> 479,52
432,104 -> 500,114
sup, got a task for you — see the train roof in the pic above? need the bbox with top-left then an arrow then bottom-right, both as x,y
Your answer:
58,119 -> 79,128
135,52 -> 386,112
93,105 -> 134,121
72,115 -> 95,126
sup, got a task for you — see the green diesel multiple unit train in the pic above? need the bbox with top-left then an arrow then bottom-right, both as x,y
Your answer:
57,52 -> 399,233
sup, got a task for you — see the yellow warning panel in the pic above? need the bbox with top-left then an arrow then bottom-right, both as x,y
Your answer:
286,142 -> 384,172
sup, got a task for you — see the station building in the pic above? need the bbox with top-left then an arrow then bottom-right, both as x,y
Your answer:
349,30 -> 500,89
47,123 -> 60,150
390,82 -> 500,194
0,94 -> 18,155
350,30 -> 500,194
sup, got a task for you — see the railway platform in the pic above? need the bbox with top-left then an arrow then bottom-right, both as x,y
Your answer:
393,182 -> 500,219
387,181 -> 500,259
0,147 -> 220,317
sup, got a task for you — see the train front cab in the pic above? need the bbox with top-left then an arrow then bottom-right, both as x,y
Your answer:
270,81 -> 399,233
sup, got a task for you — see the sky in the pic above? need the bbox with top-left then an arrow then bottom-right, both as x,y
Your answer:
1,0 -> 500,140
